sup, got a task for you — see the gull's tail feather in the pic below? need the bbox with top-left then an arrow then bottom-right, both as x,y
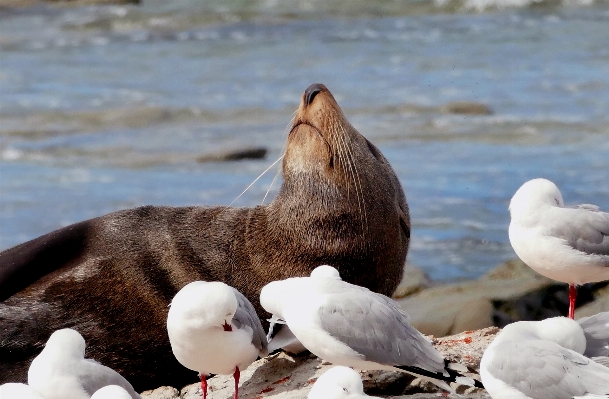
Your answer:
395,361 -> 484,393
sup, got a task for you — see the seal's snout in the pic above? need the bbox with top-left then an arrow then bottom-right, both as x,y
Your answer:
304,83 -> 325,106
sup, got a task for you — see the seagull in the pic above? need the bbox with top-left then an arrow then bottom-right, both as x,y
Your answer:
27,328 -> 141,399
166,281 -> 268,399
480,316 -> 609,399
578,311 -> 609,365
509,178 -> 609,318
260,265 -> 482,393
0,383 -> 47,399
308,366 -> 380,399
91,385 -> 133,399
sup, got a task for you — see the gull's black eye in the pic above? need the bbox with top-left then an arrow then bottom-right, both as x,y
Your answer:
555,197 -> 560,205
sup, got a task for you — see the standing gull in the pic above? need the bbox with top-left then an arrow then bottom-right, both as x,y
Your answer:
509,178 -> 609,318
166,281 -> 268,399
308,366 -> 380,399
260,265 -> 481,393
27,329 -> 141,399
480,316 -> 609,399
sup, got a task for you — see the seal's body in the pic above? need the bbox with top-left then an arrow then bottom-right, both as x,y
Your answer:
0,84 -> 410,390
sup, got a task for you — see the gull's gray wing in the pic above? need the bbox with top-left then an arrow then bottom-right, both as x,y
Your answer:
550,207 -> 609,258
579,312 -> 609,357
316,282 -> 445,374
486,340 -> 609,399
592,356 -> 609,368
231,288 -> 268,355
80,359 -> 141,399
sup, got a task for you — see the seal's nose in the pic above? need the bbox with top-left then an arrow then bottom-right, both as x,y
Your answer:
304,83 -> 324,106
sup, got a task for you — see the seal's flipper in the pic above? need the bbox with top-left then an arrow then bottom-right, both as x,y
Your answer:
0,220 -> 91,301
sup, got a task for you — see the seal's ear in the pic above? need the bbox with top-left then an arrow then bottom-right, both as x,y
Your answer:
398,205 -> 410,239
365,138 -> 381,161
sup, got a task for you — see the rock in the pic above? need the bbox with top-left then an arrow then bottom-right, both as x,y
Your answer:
396,259 -> 608,337
139,327 -> 498,399
576,284 -> 609,318
392,263 -> 431,299
438,101 -> 493,115
140,386 -> 179,399
395,259 -> 550,336
196,146 -> 267,162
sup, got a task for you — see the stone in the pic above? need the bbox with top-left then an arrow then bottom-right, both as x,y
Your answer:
140,386 -> 179,399
196,147 -> 267,162
396,259 -> 608,337
438,101 -> 493,115
392,263 -> 431,299
396,259 -> 554,336
576,284 -> 609,318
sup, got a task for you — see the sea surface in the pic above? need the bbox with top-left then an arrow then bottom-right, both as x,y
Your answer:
0,0 -> 608,282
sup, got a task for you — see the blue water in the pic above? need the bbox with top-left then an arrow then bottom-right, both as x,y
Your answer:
0,0 -> 608,281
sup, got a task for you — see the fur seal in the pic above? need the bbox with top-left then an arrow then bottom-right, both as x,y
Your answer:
0,83 -> 410,390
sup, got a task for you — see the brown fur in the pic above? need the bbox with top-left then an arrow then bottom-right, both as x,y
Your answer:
0,84 -> 410,390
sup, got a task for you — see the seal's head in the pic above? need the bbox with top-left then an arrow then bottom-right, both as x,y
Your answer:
269,83 -> 410,293
284,83 -> 382,186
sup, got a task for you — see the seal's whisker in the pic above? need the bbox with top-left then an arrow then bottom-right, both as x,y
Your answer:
262,164 -> 282,205
335,129 -> 359,215
230,155 -> 284,206
337,126 -> 355,202
338,126 -> 368,235
333,125 -> 351,201
335,129 -> 350,200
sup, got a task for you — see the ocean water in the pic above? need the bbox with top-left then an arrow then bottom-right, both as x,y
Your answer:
0,0 -> 608,281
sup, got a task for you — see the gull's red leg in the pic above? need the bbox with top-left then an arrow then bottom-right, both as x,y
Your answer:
200,374 -> 208,399
233,366 -> 241,399
569,284 -> 577,319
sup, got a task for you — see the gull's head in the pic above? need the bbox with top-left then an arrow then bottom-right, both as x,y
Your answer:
42,328 -> 86,360
533,316 -> 586,354
310,265 -> 342,280
91,385 -> 132,399
308,366 -> 367,399
509,178 -> 563,218
260,275 -> 308,318
168,281 -> 238,330
260,280 -> 289,318
495,317 -> 586,354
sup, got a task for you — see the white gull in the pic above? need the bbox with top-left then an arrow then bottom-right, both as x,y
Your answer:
0,383 -> 47,399
260,265 -> 481,393
166,281 -> 267,399
509,178 -> 609,318
27,328 -> 140,399
308,366 -> 379,399
90,385 -> 133,399
480,316 -> 609,398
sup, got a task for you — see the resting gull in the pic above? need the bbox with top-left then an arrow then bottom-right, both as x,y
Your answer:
91,385 -> 133,399
0,383 -> 47,399
260,265 -> 481,393
308,366 -> 379,399
509,178 -> 609,318
27,328 -> 140,399
166,281 -> 267,399
480,316 -> 609,399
